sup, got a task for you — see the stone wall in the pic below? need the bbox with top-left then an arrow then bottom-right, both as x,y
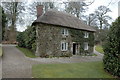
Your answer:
36,24 -> 72,57
36,23 -> 94,57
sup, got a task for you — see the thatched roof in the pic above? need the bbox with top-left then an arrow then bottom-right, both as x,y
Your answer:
32,10 -> 96,32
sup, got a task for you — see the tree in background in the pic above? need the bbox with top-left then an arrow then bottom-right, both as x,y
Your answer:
84,5 -> 112,44
0,6 -> 2,42
64,2 -> 87,18
95,6 -> 112,29
17,32 -> 25,47
95,6 -> 111,44
0,6 -> 7,42
64,0 -> 95,19
28,1 -> 56,15
17,26 -> 36,52
103,17 -> 120,77
27,0 -> 95,24
2,1 -> 25,42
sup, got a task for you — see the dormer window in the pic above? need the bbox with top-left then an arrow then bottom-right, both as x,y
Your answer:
61,28 -> 69,35
84,32 -> 89,38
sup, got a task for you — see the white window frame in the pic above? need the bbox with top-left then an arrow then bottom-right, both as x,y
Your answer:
61,42 -> 68,51
84,42 -> 89,50
84,32 -> 89,38
61,28 -> 69,35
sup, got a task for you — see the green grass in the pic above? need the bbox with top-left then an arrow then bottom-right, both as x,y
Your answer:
0,45 -> 2,57
95,45 -> 104,54
16,46 -> 36,58
32,61 -> 113,78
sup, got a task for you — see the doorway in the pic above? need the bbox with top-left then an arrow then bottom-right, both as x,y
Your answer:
73,43 -> 79,55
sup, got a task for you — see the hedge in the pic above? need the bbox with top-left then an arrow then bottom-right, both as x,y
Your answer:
103,17 -> 120,77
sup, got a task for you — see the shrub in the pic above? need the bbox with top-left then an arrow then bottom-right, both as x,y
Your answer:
40,54 -> 49,58
24,26 -> 36,50
103,17 -> 120,77
17,32 -> 26,47
32,42 -> 36,52
60,53 -> 72,57
17,26 -> 36,52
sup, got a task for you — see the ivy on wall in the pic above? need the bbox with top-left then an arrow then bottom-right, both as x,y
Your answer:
69,28 -> 95,54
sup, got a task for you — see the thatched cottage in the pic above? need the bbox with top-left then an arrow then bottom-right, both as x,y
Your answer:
32,5 -> 96,57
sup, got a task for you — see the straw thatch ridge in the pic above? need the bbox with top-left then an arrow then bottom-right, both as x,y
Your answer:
33,10 -> 96,32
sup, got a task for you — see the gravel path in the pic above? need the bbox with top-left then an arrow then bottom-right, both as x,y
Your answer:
0,44 -> 2,79
29,54 -> 103,64
28,46 -> 103,64
2,45 -> 33,78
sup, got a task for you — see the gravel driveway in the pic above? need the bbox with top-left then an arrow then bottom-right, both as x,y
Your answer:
2,45 -> 32,78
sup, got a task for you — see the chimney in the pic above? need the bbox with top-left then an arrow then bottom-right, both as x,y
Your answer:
36,5 -> 43,18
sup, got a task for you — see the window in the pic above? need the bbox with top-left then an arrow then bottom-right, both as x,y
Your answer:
61,29 -> 69,35
61,42 -> 68,51
84,42 -> 89,50
84,32 -> 89,38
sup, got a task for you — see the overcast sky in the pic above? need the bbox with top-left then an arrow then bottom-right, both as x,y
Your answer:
85,0 -> 119,19
16,0 -> 120,32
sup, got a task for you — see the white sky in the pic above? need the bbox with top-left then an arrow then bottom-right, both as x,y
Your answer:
16,0 -> 120,32
85,0 -> 119,19
118,1 -> 120,16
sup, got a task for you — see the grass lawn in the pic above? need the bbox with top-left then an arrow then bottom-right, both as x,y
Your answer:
32,61 -> 113,78
95,45 -> 104,54
0,45 -> 2,56
16,46 -> 36,58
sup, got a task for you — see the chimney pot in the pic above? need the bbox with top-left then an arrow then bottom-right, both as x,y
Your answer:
36,5 -> 43,18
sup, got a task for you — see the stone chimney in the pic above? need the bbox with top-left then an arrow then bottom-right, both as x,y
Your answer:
36,5 -> 43,18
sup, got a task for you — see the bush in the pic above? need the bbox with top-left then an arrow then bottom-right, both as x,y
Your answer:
17,26 -> 36,52
17,32 -> 26,47
60,53 -> 72,57
40,54 -> 49,58
24,26 -> 36,50
103,17 -> 120,77
32,42 -> 36,52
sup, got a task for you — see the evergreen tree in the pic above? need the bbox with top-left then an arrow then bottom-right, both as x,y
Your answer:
0,6 -> 7,41
103,17 -> 120,77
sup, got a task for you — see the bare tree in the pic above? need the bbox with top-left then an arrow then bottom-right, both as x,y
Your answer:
95,6 -> 112,29
28,1 -> 56,16
64,1 -> 88,18
2,1 -> 25,41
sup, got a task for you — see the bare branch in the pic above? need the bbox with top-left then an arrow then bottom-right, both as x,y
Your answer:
84,0 -> 95,6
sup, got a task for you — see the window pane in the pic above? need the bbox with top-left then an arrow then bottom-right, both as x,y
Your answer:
61,29 -> 69,35
66,43 -> 68,50
61,29 -> 64,34
61,42 -> 68,51
84,32 -> 89,38
84,42 -> 88,50
65,43 -> 66,50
